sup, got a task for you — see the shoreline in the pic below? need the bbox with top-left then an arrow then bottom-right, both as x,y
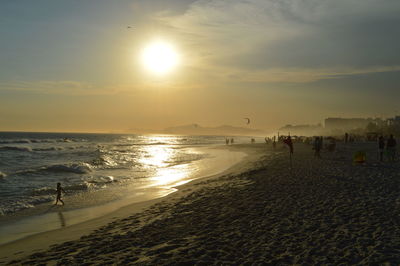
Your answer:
4,142 -> 399,264
0,143 -> 268,262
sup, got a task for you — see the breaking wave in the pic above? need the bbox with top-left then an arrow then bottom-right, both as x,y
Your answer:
85,175 -> 117,184
16,162 -> 93,175
30,182 -> 94,196
0,196 -> 54,216
0,146 -> 32,152
33,147 -> 64,151
44,163 -> 93,174
0,139 -> 31,144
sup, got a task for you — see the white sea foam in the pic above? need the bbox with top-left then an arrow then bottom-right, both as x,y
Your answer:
0,196 -> 54,216
65,182 -> 92,191
44,163 -> 93,174
85,175 -> 116,184
31,187 -> 56,196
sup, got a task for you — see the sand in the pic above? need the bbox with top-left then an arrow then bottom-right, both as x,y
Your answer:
1,142 -> 400,265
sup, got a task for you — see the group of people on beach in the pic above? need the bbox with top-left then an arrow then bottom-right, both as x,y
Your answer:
225,138 -> 234,145
272,133 -> 398,162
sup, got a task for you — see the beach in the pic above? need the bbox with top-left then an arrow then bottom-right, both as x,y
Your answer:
1,142 -> 400,265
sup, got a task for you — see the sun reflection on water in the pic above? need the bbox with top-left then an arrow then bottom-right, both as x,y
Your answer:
137,138 -> 195,188
138,145 -> 173,167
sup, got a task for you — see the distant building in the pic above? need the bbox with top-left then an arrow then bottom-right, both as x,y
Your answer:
324,118 -> 372,132
279,124 -> 323,136
388,116 -> 400,126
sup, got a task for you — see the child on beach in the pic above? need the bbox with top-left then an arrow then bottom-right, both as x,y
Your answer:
55,182 -> 66,206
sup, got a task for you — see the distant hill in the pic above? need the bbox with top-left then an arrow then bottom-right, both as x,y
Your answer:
163,124 -> 266,136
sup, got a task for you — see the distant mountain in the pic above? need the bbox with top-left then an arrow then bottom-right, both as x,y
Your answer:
163,124 -> 266,136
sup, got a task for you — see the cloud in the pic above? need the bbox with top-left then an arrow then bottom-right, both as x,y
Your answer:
160,0 -> 400,83
0,80 -> 114,95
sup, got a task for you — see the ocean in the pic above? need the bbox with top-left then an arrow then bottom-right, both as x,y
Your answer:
0,132 -> 256,243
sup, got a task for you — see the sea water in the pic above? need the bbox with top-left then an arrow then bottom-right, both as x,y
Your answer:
0,132 -> 257,243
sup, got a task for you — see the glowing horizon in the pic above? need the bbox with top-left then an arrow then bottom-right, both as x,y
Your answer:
1,0 -> 400,133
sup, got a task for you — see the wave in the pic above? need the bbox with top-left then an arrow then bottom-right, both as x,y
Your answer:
33,147 -> 64,151
44,163 -> 93,174
30,139 -> 56,143
0,138 -> 82,145
0,139 -> 56,144
56,138 -> 75,143
90,154 -> 119,168
30,186 -> 56,196
0,171 -> 6,179
0,146 -> 32,152
30,182 -> 92,196
115,142 -> 169,147
65,182 -> 92,191
0,196 -> 54,216
85,175 -> 117,184
0,139 -> 31,144
16,162 -> 93,175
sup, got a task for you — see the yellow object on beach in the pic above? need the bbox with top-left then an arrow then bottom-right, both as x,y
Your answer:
353,151 -> 366,163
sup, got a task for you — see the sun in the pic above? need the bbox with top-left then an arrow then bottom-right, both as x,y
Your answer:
140,41 -> 179,75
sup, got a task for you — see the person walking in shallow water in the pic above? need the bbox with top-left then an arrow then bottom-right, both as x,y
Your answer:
55,182 -> 66,205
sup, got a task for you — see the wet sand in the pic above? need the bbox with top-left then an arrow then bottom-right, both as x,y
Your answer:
2,142 -> 400,265
0,146 -> 247,246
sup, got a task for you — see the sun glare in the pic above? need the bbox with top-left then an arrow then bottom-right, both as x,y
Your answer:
141,41 -> 179,75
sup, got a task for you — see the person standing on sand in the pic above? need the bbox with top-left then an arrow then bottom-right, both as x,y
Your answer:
378,136 -> 385,162
55,182 -> 66,206
313,137 -> 322,158
386,134 -> 397,162
283,136 -> 293,154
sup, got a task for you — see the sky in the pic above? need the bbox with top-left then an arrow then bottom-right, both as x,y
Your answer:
1,0 -> 400,133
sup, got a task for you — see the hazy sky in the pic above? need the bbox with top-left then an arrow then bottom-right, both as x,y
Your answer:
1,0 -> 400,132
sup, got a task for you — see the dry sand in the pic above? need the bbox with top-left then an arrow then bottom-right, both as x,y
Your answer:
1,142 -> 400,265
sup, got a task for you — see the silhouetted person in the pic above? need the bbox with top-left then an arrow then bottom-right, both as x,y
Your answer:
378,136 -> 385,162
226,138 -> 229,145
386,135 -> 397,162
230,138 -> 234,144
345,132 -> 349,143
314,137 -> 322,158
55,182 -> 66,206
283,136 -> 293,154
